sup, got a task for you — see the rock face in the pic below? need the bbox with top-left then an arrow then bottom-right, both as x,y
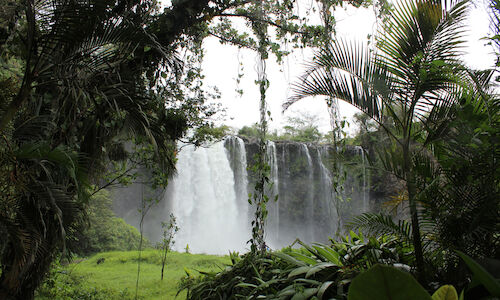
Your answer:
240,137 -> 370,247
112,136 -> 372,254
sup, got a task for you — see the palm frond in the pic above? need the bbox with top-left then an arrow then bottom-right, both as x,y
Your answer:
285,38 -> 384,120
348,213 -> 413,245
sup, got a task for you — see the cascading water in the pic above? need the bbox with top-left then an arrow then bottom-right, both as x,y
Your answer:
301,144 -> 315,239
112,136 -> 371,254
266,141 -> 280,246
165,138 -> 250,254
225,136 -> 250,219
354,146 -> 368,212
316,147 -> 336,235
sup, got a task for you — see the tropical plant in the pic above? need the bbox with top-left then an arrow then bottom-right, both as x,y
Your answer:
347,264 -> 459,300
348,252 -> 500,300
350,68 -> 499,284
180,233 -> 414,299
489,0 -> 500,71
456,251 -> 500,299
0,0 -> 393,298
286,0 -> 473,282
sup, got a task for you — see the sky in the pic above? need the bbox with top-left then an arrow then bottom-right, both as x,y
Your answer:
201,0 -> 496,136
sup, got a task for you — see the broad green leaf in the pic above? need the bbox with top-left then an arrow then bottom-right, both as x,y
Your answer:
458,290 -> 464,300
305,262 -> 337,278
273,252 -> 307,267
312,244 -> 342,266
317,281 -> 334,299
288,252 -> 319,265
432,285 -> 458,300
349,230 -> 359,241
235,282 -> 257,289
348,265 -> 432,300
291,288 -> 319,300
294,278 -> 321,285
297,240 -> 321,259
288,266 -> 312,278
278,286 -> 297,297
456,251 -> 500,297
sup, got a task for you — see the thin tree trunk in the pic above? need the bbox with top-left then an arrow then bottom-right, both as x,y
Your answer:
161,248 -> 168,280
403,142 -> 426,285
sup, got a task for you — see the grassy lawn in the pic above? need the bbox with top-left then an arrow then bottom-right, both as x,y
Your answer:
36,250 -> 231,300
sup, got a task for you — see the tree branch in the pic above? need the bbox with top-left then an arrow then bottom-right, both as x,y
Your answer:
91,165 -> 136,196
208,31 -> 257,50
215,12 -> 308,35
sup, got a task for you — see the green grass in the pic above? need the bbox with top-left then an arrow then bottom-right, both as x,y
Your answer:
36,250 -> 231,300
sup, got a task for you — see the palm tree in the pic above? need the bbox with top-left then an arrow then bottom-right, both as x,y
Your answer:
285,0 -> 470,282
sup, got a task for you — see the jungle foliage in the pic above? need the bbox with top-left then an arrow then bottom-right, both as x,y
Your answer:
286,0 -> 499,285
70,190 -> 147,256
182,0 -> 499,298
0,0 -> 498,298
1,0 -> 381,298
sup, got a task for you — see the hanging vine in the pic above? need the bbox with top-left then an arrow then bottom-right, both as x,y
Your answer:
316,0 -> 350,237
248,0 -> 272,255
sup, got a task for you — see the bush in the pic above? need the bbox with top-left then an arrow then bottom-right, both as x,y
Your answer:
179,232 -> 413,299
69,190 -> 148,256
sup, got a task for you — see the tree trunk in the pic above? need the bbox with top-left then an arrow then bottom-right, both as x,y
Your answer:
403,142 -> 426,285
0,244 -> 53,300
407,172 -> 426,284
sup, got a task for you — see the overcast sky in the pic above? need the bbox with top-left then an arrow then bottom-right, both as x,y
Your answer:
201,0 -> 496,135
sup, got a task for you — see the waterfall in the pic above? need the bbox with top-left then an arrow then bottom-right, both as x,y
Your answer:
165,138 -> 250,254
266,141 -> 279,247
301,144 -> 315,242
225,136 -> 250,220
317,147 -> 335,233
354,146 -> 368,212
112,136 -> 372,254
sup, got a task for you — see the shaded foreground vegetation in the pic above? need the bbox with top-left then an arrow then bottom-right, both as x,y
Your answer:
182,0 -> 500,298
181,233 -> 500,299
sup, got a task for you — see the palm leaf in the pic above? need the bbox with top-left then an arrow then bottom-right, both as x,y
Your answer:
348,213 -> 413,245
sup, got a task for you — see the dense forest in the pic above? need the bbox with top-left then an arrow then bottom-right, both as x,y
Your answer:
0,0 -> 499,299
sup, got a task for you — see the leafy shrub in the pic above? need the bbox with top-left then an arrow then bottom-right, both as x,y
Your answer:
180,232 -> 413,299
69,190 -> 148,256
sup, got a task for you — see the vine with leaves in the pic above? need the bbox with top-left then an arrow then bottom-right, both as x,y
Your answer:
248,0 -> 272,254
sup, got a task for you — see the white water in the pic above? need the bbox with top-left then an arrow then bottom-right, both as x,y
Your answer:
266,141 -> 280,247
354,146 -> 368,212
317,147 -> 335,228
157,137 -> 370,254
301,144 -> 315,237
166,139 -> 250,254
